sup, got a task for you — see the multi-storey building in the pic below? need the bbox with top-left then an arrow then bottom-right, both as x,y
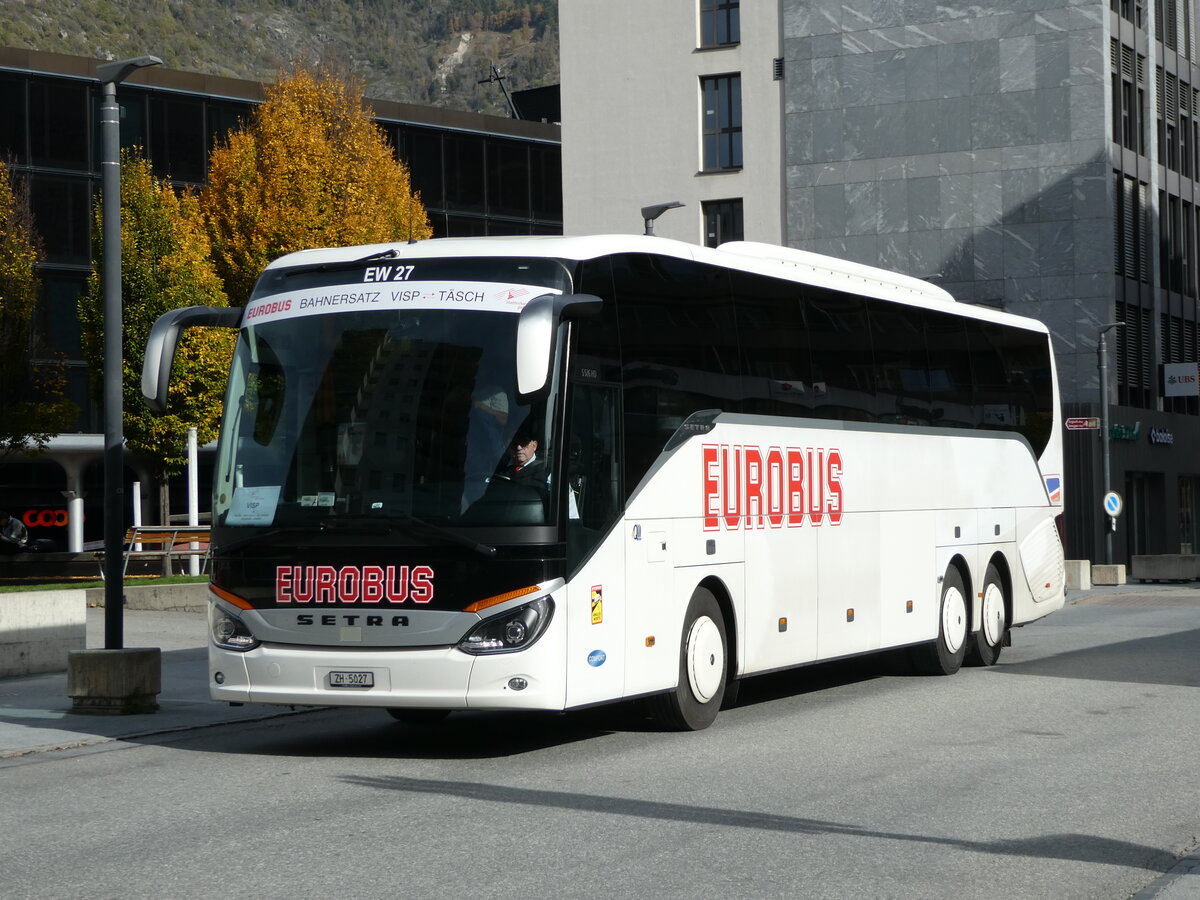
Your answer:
0,48 -> 561,551
562,0 -> 1200,563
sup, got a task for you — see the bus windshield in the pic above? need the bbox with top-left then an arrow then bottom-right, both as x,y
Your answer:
214,261 -> 569,534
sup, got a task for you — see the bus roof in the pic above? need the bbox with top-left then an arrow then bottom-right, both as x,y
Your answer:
265,235 -> 1048,334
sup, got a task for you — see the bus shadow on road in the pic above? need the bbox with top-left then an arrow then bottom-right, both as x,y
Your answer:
195,705 -> 643,760
728,648 -> 914,711
338,772 -> 1179,872
190,652 -> 921,759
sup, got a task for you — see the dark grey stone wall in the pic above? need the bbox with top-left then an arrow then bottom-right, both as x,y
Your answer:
781,0 -> 1112,404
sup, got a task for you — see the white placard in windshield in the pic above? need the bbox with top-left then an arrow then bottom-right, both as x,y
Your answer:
226,485 -> 281,526
243,281 -> 559,327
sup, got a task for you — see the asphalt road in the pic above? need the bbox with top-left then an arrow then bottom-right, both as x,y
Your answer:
2,588 -> 1198,899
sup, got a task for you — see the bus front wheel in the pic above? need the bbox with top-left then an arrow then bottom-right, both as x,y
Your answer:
912,566 -> 968,676
650,587 -> 728,731
966,564 -> 1007,667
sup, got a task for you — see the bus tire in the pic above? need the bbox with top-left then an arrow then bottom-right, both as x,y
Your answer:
386,708 -> 451,724
911,566 -> 968,676
966,564 -> 1006,667
649,587 -> 727,731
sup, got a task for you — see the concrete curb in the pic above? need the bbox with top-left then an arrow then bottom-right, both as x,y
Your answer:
85,582 -> 209,614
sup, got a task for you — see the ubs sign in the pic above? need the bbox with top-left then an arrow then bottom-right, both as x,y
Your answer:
1163,362 -> 1200,397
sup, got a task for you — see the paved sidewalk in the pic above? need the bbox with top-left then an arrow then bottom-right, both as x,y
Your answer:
0,607 -> 309,760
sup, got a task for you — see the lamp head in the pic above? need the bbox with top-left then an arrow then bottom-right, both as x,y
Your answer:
641,201 -> 685,236
96,56 -> 163,86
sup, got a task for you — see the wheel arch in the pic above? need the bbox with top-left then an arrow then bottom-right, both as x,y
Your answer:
948,553 -> 974,623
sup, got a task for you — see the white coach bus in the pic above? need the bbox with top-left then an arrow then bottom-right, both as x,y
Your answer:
143,235 -> 1066,730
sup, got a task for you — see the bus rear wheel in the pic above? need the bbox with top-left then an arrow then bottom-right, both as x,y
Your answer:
649,587 -> 727,731
911,566 -> 968,675
966,564 -> 1007,667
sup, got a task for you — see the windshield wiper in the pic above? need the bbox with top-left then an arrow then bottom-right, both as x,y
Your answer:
282,248 -> 400,278
321,514 -> 497,558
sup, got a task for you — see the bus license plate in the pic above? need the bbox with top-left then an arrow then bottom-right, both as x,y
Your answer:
329,671 -> 374,689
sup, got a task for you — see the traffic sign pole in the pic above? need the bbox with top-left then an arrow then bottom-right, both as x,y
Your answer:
1098,322 -> 1125,565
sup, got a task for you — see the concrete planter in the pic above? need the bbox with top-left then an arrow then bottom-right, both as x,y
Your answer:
67,648 -> 162,714
1131,555 -> 1200,583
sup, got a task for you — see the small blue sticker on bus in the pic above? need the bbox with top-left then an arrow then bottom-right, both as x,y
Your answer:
587,649 -> 606,667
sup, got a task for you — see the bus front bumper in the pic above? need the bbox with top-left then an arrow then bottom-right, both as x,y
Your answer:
209,638 -> 567,711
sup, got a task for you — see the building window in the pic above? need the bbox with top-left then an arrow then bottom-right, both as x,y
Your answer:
700,0 -> 740,48
1114,172 -> 1148,282
1116,300 -> 1154,408
702,198 -> 743,247
30,175 -> 91,265
1111,42 -> 1145,154
701,74 -> 742,171
1111,0 -> 1144,27
149,94 -> 206,184
0,76 -> 27,164
29,78 -> 88,170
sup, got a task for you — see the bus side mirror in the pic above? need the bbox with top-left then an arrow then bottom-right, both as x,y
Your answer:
516,293 -> 603,400
141,305 -> 243,412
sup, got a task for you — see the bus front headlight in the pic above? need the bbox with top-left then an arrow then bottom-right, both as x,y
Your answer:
209,604 -> 260,652
458,596 -> 553,655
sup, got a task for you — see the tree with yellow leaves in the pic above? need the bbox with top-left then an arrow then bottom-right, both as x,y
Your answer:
0,159 -> 75,458
203,65 -> 432,306
79,150 -> 235,525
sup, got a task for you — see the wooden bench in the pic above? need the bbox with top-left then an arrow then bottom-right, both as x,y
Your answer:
95,526 -> 211,577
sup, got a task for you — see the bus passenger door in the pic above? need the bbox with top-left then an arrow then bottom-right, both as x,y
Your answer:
563,381 -> 626,709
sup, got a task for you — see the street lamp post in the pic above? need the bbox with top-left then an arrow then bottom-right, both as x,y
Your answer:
1097,321 -> 1125,566
96,56 -> 162,649
641,201 -> 685,236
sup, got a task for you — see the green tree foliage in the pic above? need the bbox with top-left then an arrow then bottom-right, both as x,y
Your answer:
0,159 -> 75,457
201,65 -> 433,306
79,150 -> 235,515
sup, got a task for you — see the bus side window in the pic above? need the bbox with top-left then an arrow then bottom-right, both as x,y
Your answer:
869,301 -> 932,426
731,270 -> 811,417
969,319 -> 1054,454
566,380 -> 622,573
924,310 -> 975,429
804,287 -> 876,421
612,253 -> 740,499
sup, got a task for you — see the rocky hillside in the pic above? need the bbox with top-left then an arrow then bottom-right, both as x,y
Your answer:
0,0 -> 558,116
